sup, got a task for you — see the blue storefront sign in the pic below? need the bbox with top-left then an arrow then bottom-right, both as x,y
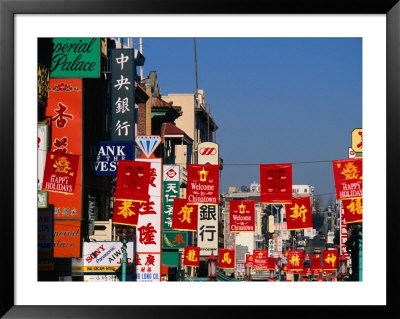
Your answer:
95,141 -> 134,176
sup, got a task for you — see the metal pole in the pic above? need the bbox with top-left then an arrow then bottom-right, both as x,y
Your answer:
122,231 -> 127,282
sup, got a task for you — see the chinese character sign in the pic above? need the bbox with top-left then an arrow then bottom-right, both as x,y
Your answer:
286,250 -> 304,271
37,121 -> 49,190
218,249 -> 235,269
42,152 -> 79,194
46,79 -> 82,221
162,165 -> 180,230
198,204 -> 219,256
332,159 -> 362,200
252,250 -> 269,270
162,230 -> 188,250
172,199 -> 198,231
136,252 -> 161,282
114,160 -> 151,202
260,164 -> 292,204
111,49 -> 135,141
183,246 -> 200,267
340,208 -> 350,259
342,198 -> 363,224
285,196 -> 313,230
187,164 -> 219,204
323,250 -> 339,270
112,199 -> 140,226
311,255 -> 322,270
229,200 -> 255,232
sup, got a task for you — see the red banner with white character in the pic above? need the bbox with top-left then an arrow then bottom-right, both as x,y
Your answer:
42,152 -> 79,194
183,246 -> 200,267
260,164 -> 292,204
342,198 -> 363,223
285,196 -> 313,230
332,158 -> 362,200
218,249 -> 235,269
172,198 -> 198,231
187,164 -> 219,204
115,160 -> 151,202
323,250 -> 339,270
229,200 -> 255,232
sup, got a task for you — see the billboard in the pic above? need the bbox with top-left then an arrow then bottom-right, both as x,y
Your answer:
95,141 -> 134,176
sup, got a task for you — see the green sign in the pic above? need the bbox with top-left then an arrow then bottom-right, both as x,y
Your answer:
162,181 -> 179,230
162,231 -> 188,250
51,38 -> 100,78
161,252 -> 179,267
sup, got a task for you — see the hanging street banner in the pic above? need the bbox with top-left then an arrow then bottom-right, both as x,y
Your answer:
114,160 -> 151,202
187,164 -> 219,204
267,257 -> 277,270
111,49 -> 135,141
332,158 -> 363,200
172,199 -> 198,231
46,78 -> 82,222
42,152 -> 79,195
198,142 -> 219,165
51,38 -> 100,78
95,141 -> 134,176
229,200 -> 255,232
340,208 -> 350,260
260,163 -> 293,204
351,129 -> 363,153
38,120 -> 49,190
162,230 -> 188,250
285,196 -> 313,230
342,198 -> 363,224
112,199 -> 140,226
245,254 -> 254,268
38,64 -> 50,103
183,246 -> 200,267
252,250 -> 269,270
72,241 -> 134,273
162,165 -> 180,230
136,253 -> 161,282
54,220 -> 81,257
218,249 -> 235,269
198,204 -> 219,256
323,250 -> 339,270
286,250 -> 304,271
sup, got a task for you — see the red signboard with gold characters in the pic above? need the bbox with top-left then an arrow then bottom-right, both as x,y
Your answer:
323,250 -> 339,270
172,198 -> 198,231
252,250 -> 269,270
245,254 -> 254,268
229,200 -> 255,232
342,198 -> 363,224
260,164 -> 292,204
332,158 -> 362,200
183,246 -> 200,267
218,249 -> 235,269
187,164 -> 219,204
42,152 -> 79,194
112,200 -> 140,226
286,250 -> 304,271
285,196 -> 313,230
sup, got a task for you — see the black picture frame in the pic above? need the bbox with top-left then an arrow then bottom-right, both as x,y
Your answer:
1,0 -> 398,317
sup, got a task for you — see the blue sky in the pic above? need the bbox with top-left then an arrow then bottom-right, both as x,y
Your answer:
135,38 -> 362,207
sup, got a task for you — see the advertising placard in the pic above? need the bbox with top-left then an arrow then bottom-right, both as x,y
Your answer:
162,230 -> 188,250
285,196 -> 313,230
38,209 -> 54,267
54,220 -> 81,257
187,164 -> 219,204
162,165 -> 180,230
111,49 -> 135,141
95,141 -> 134,176
172,199 -> 198,232
198,142 -> 219,165
229,200 -> 255,232
136,253 -> 161,282
260,163 -> 292,204
253,250 -> 269,270
351,129 -> 363,153
198,204 -> 219,256
340,208 -> 349,259
332,158 -> 363,200
51,38 -> 100,78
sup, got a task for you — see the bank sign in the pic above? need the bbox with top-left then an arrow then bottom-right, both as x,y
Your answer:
51,38 -> 100,78
95,141 -> 134,176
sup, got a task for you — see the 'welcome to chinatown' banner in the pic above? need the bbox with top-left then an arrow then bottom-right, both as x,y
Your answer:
332,158 -> 362,200
285,196 -> 313,230
260,163 -> 292,204
187,164 -> 219,204
229,200 -> 255,232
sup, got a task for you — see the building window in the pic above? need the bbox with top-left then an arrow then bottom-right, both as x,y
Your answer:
304,189 -> 308,193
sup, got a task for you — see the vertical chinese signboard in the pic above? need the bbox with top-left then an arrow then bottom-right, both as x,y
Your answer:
51,38 -> 100,78
38,120 -> 49,208
198,204 -> 219,256
342,198 -> 363,224
229,200 -> 255,232
46,78 -> 82,257
111,49 -> 135,141
260,164 -> 292,204
162,165 -> 180,230
332,158 -> 362,200
218,249 -> 235,269
340,208 -> 349,260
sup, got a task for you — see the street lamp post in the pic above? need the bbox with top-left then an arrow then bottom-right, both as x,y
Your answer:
121,229 -> 127,282
207,250 -> 217,281
245,266 -> 252,281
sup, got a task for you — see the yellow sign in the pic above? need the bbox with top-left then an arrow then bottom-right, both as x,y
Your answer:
72,266 -> 135,272
351,129 -> 363,153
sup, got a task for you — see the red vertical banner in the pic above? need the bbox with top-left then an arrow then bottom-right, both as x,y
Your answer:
245,254 -> 253,268
323,250 -> 339,270
342,198 -> 363,223
267,257 -> 277,270
252,250 -> 269,270
229,200 -> 255,232
187,164 -> 219,204
286,250 -> 304,271
218,249 -> 235,269
53,220 -> 81,257
285,196 -> 313,230
42,152 -> 79,194
112,200 -> 140,226
171,199 -> 198,231
114,160 -> 151,202
46,79 -> 82,222
332,158 -> 362,200
311,255 -> 321,270
183,246 -> 200,267
260,164 -> 292,204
